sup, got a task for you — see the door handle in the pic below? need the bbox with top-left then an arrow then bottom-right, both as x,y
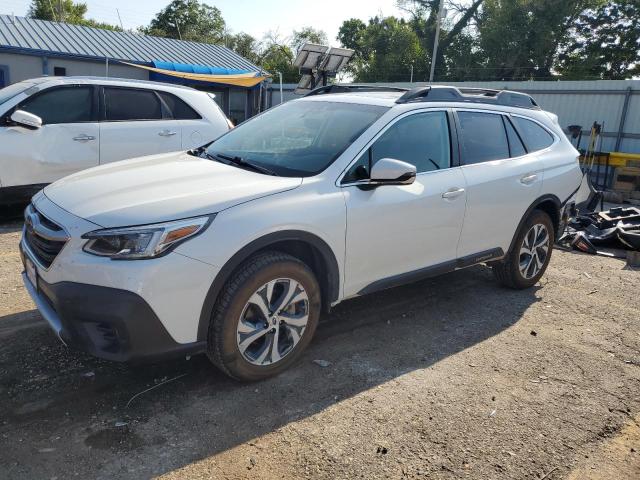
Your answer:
442,187 -> 465,199
520,173 -> 538,185
158,130 -> 177,137
73,134 -> 96,142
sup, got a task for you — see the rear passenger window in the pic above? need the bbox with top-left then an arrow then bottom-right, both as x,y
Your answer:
158,92 -> 201,120
504,117 -> 527,157
19,87 -> 93,124
104,88 -> 162,121
512,116 -> 554,152
458,111 -> 509,164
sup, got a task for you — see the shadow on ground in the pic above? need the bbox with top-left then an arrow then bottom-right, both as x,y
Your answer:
0,262 -> 540,478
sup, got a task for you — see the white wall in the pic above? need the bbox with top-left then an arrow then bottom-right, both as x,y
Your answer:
0,52 -> 41,83
0,51 -> 149,85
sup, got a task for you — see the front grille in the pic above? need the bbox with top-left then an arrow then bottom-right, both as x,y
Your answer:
23,204 -> 68,268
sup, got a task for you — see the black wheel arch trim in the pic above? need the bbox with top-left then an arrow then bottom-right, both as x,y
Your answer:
507,194 -> 561,255
197,230 -> 340,342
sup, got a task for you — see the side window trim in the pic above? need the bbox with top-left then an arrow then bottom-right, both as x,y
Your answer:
338,108 -> 453,186
501,114 -> 528,157
101,86 -> 167,122
508,113 -> 558,153
14,84 -> 98,125
453,108 -> 513,166
155,90 -> 173,119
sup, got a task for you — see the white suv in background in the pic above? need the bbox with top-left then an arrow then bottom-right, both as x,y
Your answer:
20,85 -> 582,381
0,76 -> 231,205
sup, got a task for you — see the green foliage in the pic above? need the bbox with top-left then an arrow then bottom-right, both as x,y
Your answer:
225,32 -> 261,65
557,0 -> 640,79
28,0 -> 121,30
291,27 -> 328,53
338,0 -> 636,81
342,16 -> 425,82
475,0 -> 603,80
259,33 -> 299,81
142,0 -> 226,43
339,0 -> 482,82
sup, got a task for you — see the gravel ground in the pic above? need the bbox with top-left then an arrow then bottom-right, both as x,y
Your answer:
0,217 -> 639,479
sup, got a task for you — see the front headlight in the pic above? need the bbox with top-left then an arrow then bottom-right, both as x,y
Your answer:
82,215 -> 213,259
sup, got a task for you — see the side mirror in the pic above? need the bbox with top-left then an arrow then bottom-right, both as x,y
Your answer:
10,110 -> 42,130
369,158 -> 416,186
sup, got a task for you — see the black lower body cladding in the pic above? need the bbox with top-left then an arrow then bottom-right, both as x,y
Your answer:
30,274 -> 205,362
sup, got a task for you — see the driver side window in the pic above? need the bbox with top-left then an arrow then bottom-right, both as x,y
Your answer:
343,111 -> 451,183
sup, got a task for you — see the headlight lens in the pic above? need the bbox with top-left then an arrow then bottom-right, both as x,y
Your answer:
82,216 -> 213,259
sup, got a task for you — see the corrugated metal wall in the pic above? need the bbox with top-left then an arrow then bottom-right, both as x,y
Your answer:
267,80 -> 640,154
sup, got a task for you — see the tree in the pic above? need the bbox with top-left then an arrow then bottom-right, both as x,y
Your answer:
225,32 -> 261,64
557,0 -> 640,79
399,0 -> 484,79
339,16 -> 427,82
291,27 -> 328,52
474,0 -> 602,80
338,1 -> 483,81
259,31 -> 298,81
28,0 -> 120,30
143,0 -> 225,43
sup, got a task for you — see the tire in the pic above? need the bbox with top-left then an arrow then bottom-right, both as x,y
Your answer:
206,251 -> 321,381
492,209 -> 555,289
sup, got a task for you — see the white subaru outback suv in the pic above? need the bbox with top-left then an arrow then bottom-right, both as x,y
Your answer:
20,85 -> 582,381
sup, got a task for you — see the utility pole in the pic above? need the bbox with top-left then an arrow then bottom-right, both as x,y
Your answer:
429,0 -> 445,83
116,9 -> 124,30
175,18 -> 182,40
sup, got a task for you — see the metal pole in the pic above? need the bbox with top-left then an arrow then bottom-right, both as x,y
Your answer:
615,87 -> 632,152
175,18 -> 182,40
105,57 -> 109,77
410,64 -> 414,83
429,0 -> 445,83
278,72 -> 283,104
116,9 -> 124,30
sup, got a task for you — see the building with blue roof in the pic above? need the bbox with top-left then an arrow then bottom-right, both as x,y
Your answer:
0,14 -> 269,123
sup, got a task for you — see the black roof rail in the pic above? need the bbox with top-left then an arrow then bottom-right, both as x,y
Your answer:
304,84 -> 410,97
395,85 -> 540,110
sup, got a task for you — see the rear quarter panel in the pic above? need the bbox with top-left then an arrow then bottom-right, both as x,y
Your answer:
539,134 -> 582,205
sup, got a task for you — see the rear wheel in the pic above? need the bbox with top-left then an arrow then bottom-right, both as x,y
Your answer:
492,209 -> 555,289
207,251 -> 321,381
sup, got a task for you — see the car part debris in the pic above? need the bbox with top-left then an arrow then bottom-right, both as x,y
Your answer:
558,207 -> 640,256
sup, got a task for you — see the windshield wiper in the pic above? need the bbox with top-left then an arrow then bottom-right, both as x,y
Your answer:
210,152 -> 279,176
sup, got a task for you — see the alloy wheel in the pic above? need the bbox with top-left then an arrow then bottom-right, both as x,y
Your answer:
519,223 -> 550,280
236,278 -> 309,366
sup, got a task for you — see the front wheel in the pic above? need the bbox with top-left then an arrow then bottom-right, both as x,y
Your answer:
492,209 -> 555,289
207,251 -> 321,381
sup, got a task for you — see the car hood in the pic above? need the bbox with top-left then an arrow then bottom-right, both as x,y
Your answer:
44,151 -> 302,227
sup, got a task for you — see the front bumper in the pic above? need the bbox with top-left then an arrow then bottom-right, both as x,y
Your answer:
20,246 -> 206,362
21,192 -> 220,353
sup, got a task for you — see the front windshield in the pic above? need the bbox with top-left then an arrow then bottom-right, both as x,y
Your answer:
0,81 -> 36,106
206,100 -> 388,177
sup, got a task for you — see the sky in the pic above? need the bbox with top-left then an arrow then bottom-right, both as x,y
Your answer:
2,0 -> 406,45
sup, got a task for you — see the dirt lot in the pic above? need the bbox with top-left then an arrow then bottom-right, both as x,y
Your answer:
1,216 -> 639,480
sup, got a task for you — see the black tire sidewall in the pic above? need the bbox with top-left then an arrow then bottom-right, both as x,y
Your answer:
509,210 -> 555,288
211,255 -> 321,381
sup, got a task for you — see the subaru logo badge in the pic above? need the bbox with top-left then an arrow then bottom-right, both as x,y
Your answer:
25,212 -> 38,231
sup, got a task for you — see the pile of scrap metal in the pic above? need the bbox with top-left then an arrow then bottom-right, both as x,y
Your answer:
559,120 -> 640,261
558,206 -> 640,257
